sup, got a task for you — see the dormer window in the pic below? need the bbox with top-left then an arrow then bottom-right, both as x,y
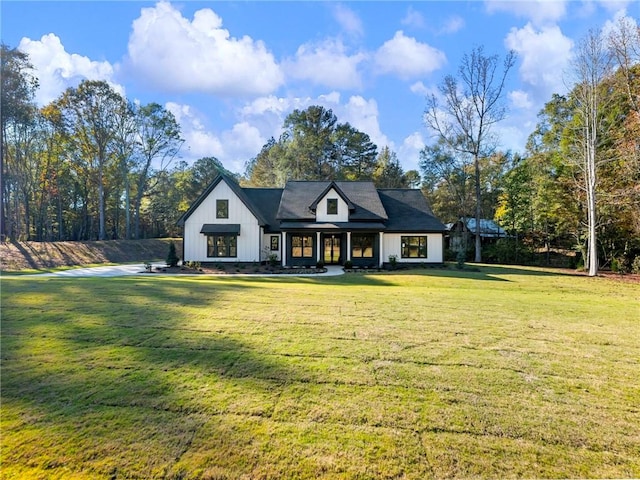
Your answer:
327,198 -> 338,215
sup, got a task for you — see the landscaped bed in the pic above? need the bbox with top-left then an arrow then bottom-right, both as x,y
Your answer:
2,265 -> 639,478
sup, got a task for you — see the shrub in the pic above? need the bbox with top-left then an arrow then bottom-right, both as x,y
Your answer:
166,242 -> 179,267
268,254 -> 278,267
632,256 -> 640,275
316,260 -> 325,269
388,255 -> 398,269
344,260 -> 353,269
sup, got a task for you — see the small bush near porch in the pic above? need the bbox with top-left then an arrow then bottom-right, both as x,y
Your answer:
1,266 -> 639,478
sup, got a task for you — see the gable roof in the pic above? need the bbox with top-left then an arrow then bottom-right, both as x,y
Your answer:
308,181 -> 354,212
277,181 -> 388,222
176,174 -> 271,227
378,189 -> 447,232
243,188 -> 284,232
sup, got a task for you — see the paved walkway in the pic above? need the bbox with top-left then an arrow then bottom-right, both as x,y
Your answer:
8,264 -> 345,278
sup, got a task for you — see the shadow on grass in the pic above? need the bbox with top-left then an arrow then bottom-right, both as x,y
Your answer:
385,263 -> 577,282
0,277 -> 305,476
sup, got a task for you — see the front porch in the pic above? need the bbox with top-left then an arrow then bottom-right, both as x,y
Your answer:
282,230 -> 382,268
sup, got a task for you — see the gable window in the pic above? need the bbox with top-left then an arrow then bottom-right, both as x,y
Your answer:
207,234 -> 237,257
216,199 -> 229,219
291,235 -> 314,258
401,236 -> 427,258
327,198 -> 338,215
351,234 -> 374,258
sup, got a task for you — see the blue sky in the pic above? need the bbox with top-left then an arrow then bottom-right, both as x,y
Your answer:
2,1 -> 638,174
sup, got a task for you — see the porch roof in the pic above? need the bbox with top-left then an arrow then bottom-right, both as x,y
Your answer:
280,222 -> 386,231
200,224 -> 241,234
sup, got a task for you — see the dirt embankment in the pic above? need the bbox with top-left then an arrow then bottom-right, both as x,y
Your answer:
0,239 -> 183,272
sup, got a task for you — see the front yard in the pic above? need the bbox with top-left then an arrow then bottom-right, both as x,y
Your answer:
1,266 -> 639,478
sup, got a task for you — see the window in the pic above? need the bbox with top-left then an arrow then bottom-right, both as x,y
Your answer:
401,236 -> 427,258
351,234 -> 374,258
327,198 -> 338,215
270,235 -> 279,251
207,234 -> 237,257
291,235 -> 314,258
216,199 -> 228,219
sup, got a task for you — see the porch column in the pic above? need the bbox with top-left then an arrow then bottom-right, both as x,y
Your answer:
282,233 -> 287,266
379,232 -> 384,267
346,231 -> 351,261
316,231 -> 321,263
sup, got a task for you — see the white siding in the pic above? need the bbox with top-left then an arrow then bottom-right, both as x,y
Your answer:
262,233 -> 282,261
183,181 -> 261,262
383,233 -> 444,263
316,189 -> 349,222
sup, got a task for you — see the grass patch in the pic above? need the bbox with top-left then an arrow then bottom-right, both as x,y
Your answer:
2,266 -> 639,478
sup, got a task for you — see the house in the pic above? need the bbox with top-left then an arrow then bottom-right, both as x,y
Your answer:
177,174 -> 447,267
446,218 -> 507,252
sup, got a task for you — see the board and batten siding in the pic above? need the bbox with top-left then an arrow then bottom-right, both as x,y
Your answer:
183,181 -> 261,262
383,233 -> 444,263
315,189 -> 350,222
262,233 -> 282,261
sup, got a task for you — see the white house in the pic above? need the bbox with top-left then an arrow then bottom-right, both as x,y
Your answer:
177,175 -> 447,267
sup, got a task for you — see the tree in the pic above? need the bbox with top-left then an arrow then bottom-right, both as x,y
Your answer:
55,80 -> 127,240
1,44 -> 39,240
132,103 -> 183,239
373,146 -> 406,188
419,139 -> 473,225
283,105 -> 337,180
424,46 -> 516,262
567,30 -> 613,276
332,123 -> 378,180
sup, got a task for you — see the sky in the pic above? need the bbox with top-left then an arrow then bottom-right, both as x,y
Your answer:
2,1 -> 638,175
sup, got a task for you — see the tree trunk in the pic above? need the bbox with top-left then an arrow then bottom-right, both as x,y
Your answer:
98,165 -> 106,240
474,154 -> 482,262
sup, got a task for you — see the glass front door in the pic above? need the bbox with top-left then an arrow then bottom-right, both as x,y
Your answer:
323,234 -> 342,264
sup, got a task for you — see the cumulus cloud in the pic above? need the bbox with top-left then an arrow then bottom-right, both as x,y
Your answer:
505,23 -> 573,100
374,31 -> 446,79
284,38 -> 366,89
125,1 -> 283,97
485,0 -> 567,26
332,4 -> 364,37
18,33 -> 120,105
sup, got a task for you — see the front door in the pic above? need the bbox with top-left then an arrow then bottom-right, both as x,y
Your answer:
323,234 -> 342,264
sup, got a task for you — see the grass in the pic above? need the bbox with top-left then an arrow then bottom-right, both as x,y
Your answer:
1,265 -> 639,479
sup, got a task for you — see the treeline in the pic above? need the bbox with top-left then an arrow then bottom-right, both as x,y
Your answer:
2,18 -> 639,271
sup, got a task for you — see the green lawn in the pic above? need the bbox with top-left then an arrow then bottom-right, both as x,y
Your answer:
1,266 -> 639,479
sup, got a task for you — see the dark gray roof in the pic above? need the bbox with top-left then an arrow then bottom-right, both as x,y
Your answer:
277,181 -> 388,221
200,224 -> 241,234
243,188 -> 284,232
378,189 -> 447,232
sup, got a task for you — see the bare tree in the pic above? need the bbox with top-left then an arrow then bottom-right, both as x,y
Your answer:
568,30 -> 613,276
424,46 -> 516,262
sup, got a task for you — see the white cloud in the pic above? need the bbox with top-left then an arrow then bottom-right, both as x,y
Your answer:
341,96 -> 390,149
509,90 -> 534,110
398,132 -> 426,171
284,38 -> 366,89
401,7 -> 425,29
485,0 -> 567,26
439,15 -> 465,35
332,4 -> 364,37
410,81 -> 440,98
125,1 -> 283,96
505,23 -> 574,100
374,31 -> 446,79
18,33 -> 120,105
